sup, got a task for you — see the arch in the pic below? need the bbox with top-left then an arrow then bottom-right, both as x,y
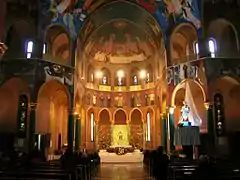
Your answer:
98,108 -> 112,123
130,108 -> 143,124
146,64 -> 154,83
37,80 -> 70,107
208,18 -> 239,56
115,70 -> 126,86
129,108 -> 143,122
113,109 -> 127,124
0,77 -> 30,133
87,65 -> 95,83
36,80 -> 70,153
97,108 -> 112,149
44,24 -> 71,65
171,79 -> 207,132
100,67 -> 111,85
209,76 -> 240,132
169,23 -> 198,65
130,67 -> 140,85
146,106 -> 155,119
86,106 -> 95,115
3,20 -> 35,59
171,79 -> 206,107
78,0 -> 162,49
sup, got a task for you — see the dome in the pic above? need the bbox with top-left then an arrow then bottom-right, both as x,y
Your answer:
84,19 -> 157,64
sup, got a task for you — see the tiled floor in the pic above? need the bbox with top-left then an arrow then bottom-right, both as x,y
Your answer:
96,163 -> 152,180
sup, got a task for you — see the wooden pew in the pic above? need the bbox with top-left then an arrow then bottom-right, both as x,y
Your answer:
0,171 -> 71,180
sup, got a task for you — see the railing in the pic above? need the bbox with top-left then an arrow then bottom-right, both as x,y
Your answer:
85,83 -> 155,92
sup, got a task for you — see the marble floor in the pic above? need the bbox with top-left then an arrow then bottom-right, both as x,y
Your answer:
95,163 -> 152,180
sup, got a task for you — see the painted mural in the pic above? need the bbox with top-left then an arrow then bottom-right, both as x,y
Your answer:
41,0 -> 201,43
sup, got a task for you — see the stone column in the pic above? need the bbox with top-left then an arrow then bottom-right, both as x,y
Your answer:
75,117 -> 81,151
29,102 -> 37,152
161,114 -> 168,153
168,107 -> 175,152
68,109 -> 75,152
204,102 -> 215,145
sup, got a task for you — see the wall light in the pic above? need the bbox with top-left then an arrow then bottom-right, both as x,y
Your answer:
95,71 -> 103,79
139,70 -> 146,79
117,70 -> 124,78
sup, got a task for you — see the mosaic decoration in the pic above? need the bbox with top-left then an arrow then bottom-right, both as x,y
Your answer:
41,0 -> 202,43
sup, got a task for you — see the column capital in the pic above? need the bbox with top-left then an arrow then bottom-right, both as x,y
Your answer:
204,102 -> 213,110
29,102 -> 37,110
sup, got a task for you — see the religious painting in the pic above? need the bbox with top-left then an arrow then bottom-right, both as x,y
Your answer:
41,0 -> 202,46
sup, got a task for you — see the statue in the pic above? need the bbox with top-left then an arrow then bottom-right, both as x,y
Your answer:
118,131 -> 123,141
179,101 -> 191,126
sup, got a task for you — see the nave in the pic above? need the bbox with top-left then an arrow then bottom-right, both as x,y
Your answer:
95,163 -> 151,180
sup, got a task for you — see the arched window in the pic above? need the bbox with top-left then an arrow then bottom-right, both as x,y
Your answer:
208,39 -> 217,58
131,68 -> 139,85
115,70 -> 126,86
90,112 -> 95,142
87,65 -> 94,83
26,40 -> 34,58
146,112 -> 151,141
100,68 -> 110,85
194,42 -> 199,55
43,43 -> 47,54
133,75 -> 138,85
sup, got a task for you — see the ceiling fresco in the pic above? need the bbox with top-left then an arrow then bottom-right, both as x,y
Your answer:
41,0 -> 201,46
84,19 -> 157,64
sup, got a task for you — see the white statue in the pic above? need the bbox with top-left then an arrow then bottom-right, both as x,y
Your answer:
179,101 -> 190,124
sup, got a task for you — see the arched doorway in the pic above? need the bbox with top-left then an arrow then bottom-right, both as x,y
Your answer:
98,109 -> 111,149
36,80 -> 69,154
172,80 -> 206,132
130,109 -> 143,149
0,78 -> 29,133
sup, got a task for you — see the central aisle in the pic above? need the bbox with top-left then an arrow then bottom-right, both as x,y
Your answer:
95,163 -> 151,180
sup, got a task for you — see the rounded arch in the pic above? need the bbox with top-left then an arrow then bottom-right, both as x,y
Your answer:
98,108 -> 112,123
87,65 -> 95,83
171,79 -> 206,107
171,79 -> 207,132
100,67 -> 111,85
113,108 -> 128,124
208,18 -> 239,56
78,0 -> 162,47
129,108 -> 143,123
0,77 -> 30,133
37,80 -> 70,107
36,80 -> 70,153
146,64 -> 154,83
146,106 -> 155,118
169,23 -> 198,65
209,76 -> 240,132
86,106 -> 95,115
3,20 -> 35,59
44,24 -> 71,65
131,67 -> 140,85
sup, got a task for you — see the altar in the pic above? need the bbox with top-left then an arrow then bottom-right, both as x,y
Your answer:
99,149 -> 143,163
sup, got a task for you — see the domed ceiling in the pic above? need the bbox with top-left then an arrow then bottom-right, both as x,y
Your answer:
84,19 -> 157,64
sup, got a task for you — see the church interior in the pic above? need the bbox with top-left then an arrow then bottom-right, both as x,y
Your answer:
0,0 -> 240,159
